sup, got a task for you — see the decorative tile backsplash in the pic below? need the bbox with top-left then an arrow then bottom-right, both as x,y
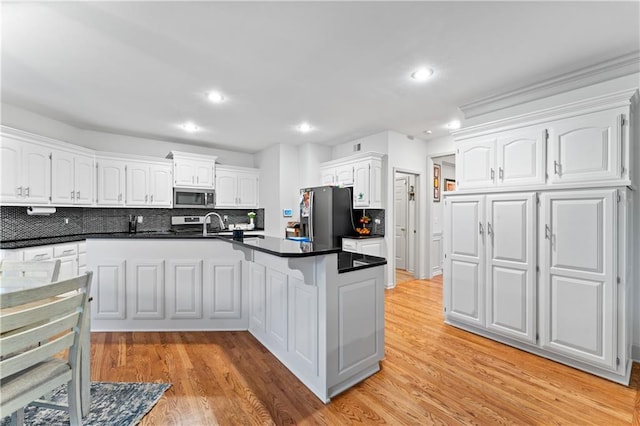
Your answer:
0,206 -> 264,242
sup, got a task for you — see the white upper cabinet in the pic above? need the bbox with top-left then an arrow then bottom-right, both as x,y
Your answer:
96,158 -> 126,206
126,161 -> 172,207
169,151 -> 217,189
52,150 -> 94,205
215,165 -> 259,208
548,108 -> 626,185
320,153 -> 384,209
456,126 -> 546,190
0,136 -> 51,205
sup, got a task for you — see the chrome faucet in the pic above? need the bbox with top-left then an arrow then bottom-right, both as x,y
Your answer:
203,211 -> 225,236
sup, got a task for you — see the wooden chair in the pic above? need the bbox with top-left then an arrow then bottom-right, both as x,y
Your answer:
0,259 -> 61,282
0,272 -> 93,426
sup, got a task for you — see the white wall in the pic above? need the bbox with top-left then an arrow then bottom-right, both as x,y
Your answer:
298,143 -> 331,189
255,145 -> 281,236
1,103 -> 254,166
331,132 -> 388,159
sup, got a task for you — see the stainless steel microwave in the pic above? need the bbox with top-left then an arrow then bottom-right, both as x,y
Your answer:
173,188 -> 215,209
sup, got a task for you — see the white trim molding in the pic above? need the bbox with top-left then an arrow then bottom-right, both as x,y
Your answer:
459,52 -> 640,119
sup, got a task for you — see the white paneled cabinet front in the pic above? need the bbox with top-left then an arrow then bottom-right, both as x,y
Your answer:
128,259 -> 165,320
126,161 -> 172,207
93,259 -> 126,320
548,109 -> 626,185
168,259 -> 203,319
485,193 -> 536,344
319,153 -> 384,208
96,158 -> 126,206
266,268 -> 288,351
249,262 -> 267,334
51,150 -> 94,205
204,260 -> 241,319
0,137 -> 51,204
288,276 -> 318,377
456,138 -> 496,189
173,158 -> 215,188
539,189 -> 616,369
215,166 -> 259,208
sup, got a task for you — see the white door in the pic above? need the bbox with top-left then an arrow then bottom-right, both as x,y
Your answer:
353,161 -> 370,207
126,163 -> 149,206
22,142 -> 51,204
394,176 -> 408,270
540,189 -> 616,370
335,163 -> 354,186
97,159 -> 125,205
128,259 -> 165,319
51,150 -> 75,204
456,137 -> 496,189
149,164 -> 172,206
485,193 -> 536,344
215,170 -> 237,206
74,154 -> 94,205
237,172 -> 259,207
0,137 -> 22,202
548,109 -> 623,184
497,127 -> 547,187
194,161 -> 214,188
174,160 -> 196,187
444,195 -> 485,327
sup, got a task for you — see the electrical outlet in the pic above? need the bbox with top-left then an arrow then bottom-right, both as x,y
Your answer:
64,218 -> 69,224
137,216 -> 143,224
374,218 -> 381,225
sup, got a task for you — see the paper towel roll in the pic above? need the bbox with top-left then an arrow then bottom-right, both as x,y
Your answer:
27,206 -> 57,216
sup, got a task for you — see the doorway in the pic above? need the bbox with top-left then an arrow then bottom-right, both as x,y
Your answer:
429,154 -> 455,278
394,171 -> 418,285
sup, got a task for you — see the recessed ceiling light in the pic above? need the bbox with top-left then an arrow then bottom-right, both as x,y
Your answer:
182,122 -> 199,132
410,67 -> 434,81
446,120 -> 461,130
207,91 -> 225,103
423,130 -> 433,135
297,122 -> 313,133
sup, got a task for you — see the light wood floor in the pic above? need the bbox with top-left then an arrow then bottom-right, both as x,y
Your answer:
91,276 -> 640,425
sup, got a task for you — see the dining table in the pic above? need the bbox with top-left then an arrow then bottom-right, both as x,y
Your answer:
0,275 -> 92,416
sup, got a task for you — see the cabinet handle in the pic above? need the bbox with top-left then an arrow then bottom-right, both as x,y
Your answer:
76,191 -> 80,199
17,186 -> 22,197
62,249 -> 75,254
490,168 -> 495,180
545,225 -> 551,239
25,187 -> 30,197
34,254 -> 48,260
554,161 -> 560,175
150,194 -> 153,202
71,190 -> 75,200
145,194 -> 148,203
487,222 -> 493,235
499,167 -> 503,180
479,222 -> 484,235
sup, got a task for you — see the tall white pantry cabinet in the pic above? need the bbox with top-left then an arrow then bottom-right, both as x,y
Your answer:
443,89 -> 637,385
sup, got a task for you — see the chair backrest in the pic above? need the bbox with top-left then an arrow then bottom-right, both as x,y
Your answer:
0,272 -> 93,379
0,259 -> 61,282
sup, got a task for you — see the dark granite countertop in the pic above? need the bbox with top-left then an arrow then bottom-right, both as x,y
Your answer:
341,234 -> 385,240
337,252 -> 387,273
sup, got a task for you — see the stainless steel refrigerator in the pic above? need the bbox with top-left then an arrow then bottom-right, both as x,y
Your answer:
300,186 -> 353,246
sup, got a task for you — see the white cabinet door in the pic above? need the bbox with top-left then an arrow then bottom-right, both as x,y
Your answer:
215,169 -> 237,207
320,167 -> 335,186
237,172 -> 259,207
128,259 -> 165,319
485,193 -> 536,344
51,150 -> 75,204
126,162 -> 149,206
74,154 -> 94,205
548,109 -> 623,184
288,276 -> 318,378
93,259 -> 126,320
194,161 -> 214,188
369,159 -> 383,208
0,137 -> 22,202
174,159 -> 197,187
360,239 -> 384,257
497,127 -> 546,187
456,138 -> 496,189
148,164 -> 172,206
97,159 -> 125,205
335,163 -> 354,186
444,195 -> 485,327
174,158 -> 214,188
249,263 -> 266,334
21,142 -> 51,204
266,268 -> 288,352
167,260 -> 203,319
353,161 -> 371,207
540,189 -> 616,370
204,260 -> 241,319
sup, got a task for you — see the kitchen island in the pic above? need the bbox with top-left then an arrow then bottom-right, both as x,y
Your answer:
86,234 -> 386,402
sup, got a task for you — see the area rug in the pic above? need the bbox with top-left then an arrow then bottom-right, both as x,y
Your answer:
1,382 -> 171,426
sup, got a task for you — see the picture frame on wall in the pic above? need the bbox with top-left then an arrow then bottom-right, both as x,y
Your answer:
445,178 -> 456,192
433,164 -> 441,202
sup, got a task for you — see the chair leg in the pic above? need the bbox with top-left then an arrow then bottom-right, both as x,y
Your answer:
67,380 -> 82,426
10,408 -> 25,426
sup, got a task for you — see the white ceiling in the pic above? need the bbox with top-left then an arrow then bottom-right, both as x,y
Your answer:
2,1 -> 639,153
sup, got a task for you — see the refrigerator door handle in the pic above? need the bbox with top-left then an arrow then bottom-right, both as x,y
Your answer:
308,190 -> 314,241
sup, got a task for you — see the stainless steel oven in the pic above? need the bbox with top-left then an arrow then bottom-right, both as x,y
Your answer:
173,188 -> 215,209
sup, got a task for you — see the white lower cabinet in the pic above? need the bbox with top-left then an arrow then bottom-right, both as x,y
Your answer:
204,260 -> 242,319
54,243 -> 79,280
266,268 -> 288,351
93,258 -> 126,320
128,259 -> 165,320
444,188 -> 631,384
167,259 -> 203,319
249,263 -> 267,333
342,237 -> 384,257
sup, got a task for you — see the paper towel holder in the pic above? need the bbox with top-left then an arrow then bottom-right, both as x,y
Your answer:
27,206 -> 57,216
